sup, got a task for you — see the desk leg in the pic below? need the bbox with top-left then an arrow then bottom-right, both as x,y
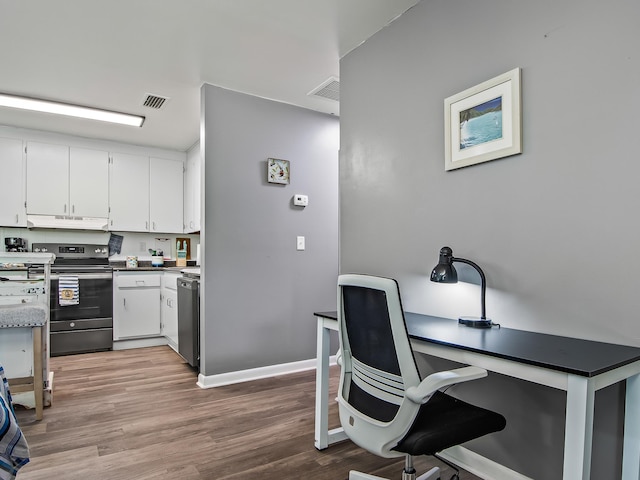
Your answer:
563,375 -> 594,480
315,318 -> 331,450
314,317 -> 347,450
622,373 -> 640,479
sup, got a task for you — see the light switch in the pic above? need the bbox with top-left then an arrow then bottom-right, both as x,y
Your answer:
297,236 -> 305,251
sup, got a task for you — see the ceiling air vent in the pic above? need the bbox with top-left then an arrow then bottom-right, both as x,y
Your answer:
142,93 -> 170,109
308,77 -> 339,102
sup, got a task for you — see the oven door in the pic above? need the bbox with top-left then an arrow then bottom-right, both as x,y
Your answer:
49,272 -> 113,322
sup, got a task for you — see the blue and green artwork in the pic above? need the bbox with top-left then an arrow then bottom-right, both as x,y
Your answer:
459,96 -> 503,150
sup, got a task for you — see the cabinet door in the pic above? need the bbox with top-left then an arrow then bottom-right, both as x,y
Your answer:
149,157 -> 183,233
69,147 -> 109,218
0,137 -> 27,227
26,142 -> 69,215
183,143 -> 201,233
109,153 -> 149,232
113,274 -> 161,339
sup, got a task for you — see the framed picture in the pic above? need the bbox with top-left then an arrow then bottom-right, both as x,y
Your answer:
267,158 -> 290,184
444,68 -> 522,171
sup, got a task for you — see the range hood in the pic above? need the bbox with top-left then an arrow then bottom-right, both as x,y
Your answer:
27,214 -> 109,231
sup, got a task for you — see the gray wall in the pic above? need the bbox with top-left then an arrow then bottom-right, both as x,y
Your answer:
339,0 -> 639,478
200,84 -> 339,376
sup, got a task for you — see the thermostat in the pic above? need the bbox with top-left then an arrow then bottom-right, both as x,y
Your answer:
293,194 -> 309,207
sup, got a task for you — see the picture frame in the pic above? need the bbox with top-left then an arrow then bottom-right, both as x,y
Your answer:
444,68 -> 522,171
267,157 -> 290,184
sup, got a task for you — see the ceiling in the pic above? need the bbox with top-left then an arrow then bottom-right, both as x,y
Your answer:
0,0 -> 419,152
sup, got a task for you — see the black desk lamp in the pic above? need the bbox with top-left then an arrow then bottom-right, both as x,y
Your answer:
430,246 -> 494,328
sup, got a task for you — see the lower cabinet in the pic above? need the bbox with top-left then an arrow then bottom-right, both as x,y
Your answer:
161,272 -> 180,351
113,272 -> 161,340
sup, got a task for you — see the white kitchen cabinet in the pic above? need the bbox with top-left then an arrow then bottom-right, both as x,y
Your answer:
150,157 -> 183,233
183,142 -> 201,233
0,137 -> 27,227
113,272 -> 161,339
25,142 -> 109,218
25,141 -> 69,215
69,147 -> 109,217
109,153 -> 150,232
161,271 -> 180,351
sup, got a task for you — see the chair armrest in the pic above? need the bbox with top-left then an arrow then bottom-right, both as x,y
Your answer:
405,366 -> 487,404
336,349 -> 342,367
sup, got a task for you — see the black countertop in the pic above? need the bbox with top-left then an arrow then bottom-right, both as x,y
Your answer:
110,260 -> 197,271
315,311 -> 640,378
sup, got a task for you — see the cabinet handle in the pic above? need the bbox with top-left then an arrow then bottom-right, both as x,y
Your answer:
72,204 -> 75,214
64,204 -> 67,213
123,298 -> 126,308
146,221 -> 149,230
153,221 -> 156,230
15,214 -> 18,224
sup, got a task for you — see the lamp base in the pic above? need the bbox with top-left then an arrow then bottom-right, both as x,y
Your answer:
458,316 -> 493,328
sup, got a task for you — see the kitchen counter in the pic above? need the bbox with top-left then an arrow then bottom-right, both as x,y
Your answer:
110,260 -> 197,271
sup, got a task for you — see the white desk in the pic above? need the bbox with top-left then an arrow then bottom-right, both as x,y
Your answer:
314,311 -> 640,480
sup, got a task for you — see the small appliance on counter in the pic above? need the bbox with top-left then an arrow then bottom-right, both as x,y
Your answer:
149,249 -> 164,267
5,237 -> 27,252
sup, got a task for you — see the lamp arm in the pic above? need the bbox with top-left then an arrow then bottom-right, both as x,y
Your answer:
452,257 -> 487,319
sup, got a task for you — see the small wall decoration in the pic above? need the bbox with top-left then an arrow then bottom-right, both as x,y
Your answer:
267,157 -> 290,184
444,68 -> 522,171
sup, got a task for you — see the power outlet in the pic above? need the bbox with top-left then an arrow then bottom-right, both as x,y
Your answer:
296,236 -> 305,251
139,242 -> 146,252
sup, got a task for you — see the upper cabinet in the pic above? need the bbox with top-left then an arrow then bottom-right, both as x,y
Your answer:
2,130 -> 185,233
69,147 -> 109,217
25,142 -> 69,216
150,157 -> 183,233
0,137 -> 27,227
109,154 -> 184,233
109,152 -> 150,232
25,142 -> 109,218
183,142 -> 201,233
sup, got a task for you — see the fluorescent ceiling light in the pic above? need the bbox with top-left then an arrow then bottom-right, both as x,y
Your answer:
0,93 -> 145,127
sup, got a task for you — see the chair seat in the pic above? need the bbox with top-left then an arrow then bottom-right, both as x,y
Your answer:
393,391 -> 506,456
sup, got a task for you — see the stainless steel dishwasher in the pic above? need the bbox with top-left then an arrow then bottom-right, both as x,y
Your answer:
177,273 -> 199,369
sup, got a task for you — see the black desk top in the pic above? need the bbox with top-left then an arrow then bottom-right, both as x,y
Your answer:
314,311 -> 640,377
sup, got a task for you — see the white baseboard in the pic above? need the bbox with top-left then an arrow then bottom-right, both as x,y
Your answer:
197,357 -> 321,389
440,445 -> 532,480
113,336 -> 168,350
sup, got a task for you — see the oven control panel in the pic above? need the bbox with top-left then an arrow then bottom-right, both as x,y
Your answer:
32,243 -> 109,260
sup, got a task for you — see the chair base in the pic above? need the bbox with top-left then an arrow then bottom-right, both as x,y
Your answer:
349,466 -> 440,480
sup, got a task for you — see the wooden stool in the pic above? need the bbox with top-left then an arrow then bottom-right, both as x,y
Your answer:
8,326 -> 44,420
0,304 -> 47,421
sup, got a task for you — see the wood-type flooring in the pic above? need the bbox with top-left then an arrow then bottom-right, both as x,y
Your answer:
14,346 -> 481,480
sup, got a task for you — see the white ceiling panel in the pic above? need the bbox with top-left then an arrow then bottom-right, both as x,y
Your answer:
0,0 -> 419,151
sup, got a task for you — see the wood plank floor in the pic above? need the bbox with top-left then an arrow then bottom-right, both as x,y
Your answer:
14,346 -> 482,480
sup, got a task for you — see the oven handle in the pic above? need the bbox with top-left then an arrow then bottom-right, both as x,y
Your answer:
30,273 -> 114,281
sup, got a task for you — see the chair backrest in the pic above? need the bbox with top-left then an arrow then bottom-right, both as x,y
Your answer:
337,274 -> 423,458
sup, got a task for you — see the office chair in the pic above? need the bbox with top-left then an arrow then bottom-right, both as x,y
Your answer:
337,274 -> 506,480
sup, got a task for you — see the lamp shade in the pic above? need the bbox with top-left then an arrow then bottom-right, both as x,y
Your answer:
430,246 -> 458,283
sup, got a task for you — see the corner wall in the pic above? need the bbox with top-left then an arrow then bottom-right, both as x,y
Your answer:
339,0 -> 639,478
200,85 -> 339,376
